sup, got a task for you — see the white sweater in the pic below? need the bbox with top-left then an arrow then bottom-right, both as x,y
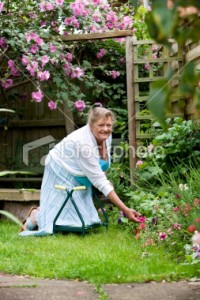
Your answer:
49,124 -> 114,196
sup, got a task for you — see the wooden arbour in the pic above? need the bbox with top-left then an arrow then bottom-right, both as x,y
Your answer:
60,30 -> 136,179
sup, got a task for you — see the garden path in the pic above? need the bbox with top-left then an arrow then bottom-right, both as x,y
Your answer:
0,272 -> 200,299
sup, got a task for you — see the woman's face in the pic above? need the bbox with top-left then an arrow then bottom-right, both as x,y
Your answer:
91,116 -> 113,143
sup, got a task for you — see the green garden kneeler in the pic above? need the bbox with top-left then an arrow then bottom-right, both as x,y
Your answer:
53,185 -> 108,237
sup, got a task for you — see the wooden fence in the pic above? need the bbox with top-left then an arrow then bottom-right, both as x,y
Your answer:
185,41 -> 200,120
0,81 -> 66,175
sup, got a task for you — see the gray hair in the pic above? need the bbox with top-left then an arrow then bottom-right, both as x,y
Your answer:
87,106 -> 115,127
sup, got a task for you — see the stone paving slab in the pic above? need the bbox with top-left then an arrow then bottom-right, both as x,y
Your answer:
103,280 -> 200,300
0,273 -> 98,300
1,273 -> 200,300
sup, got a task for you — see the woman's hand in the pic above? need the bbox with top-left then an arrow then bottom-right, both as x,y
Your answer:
107,190 -> 141,223
124,208 -> 141,223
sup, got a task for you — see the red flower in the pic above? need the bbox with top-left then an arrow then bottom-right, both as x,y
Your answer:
159,232 -> 167,240
194,198 -> 200,206
137,216 -> 146,223
144,239 -> 155,247
138,223 -> 146,230
187,224 -> 196,233
135,232 -> 141,240
173,207 -> 180,212
175,194 -> 181,199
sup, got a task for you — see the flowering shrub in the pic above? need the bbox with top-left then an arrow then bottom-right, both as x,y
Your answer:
134,117 -> 200,186
112,167 -> 200,263
0,0 -> 140,115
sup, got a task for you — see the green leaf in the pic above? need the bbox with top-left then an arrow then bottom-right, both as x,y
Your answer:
194,89 -> 200,110
0,170 -> 36,177
121,217 -> 128,223
53,76 -> 63,86
179,62 -> 197,96
0,108 -> 15,113
82,60 -> 91,68
147,79 -> 170,127
0,210 -> 24,228
145,1 -> 178,44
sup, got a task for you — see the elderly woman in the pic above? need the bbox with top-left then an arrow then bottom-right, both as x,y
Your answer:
20,104 -> 140,236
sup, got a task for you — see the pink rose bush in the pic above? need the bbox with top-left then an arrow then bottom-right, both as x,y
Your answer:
0,0 -> 135,112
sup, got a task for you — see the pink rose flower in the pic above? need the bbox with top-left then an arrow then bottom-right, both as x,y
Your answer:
32,90 -> 44,102
97,48 -> 107,59
0,37 -> 7,48
136,160 -> 143,167
55,0 -> 64,6
74,100 -> 86,112
41,55 -> 50,67
21,55 -> 29,65
0,2 -> 4,13
48,100 -> 57,110
66,52 -> 72,62
37,70 -> 50,81
49,44 -> 57,53
1,79 -> 13,89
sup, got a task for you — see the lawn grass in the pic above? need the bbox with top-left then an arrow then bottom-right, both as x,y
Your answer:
0,221 -> 199,284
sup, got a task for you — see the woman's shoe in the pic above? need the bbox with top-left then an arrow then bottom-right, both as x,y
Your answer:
19,207 -> 38,232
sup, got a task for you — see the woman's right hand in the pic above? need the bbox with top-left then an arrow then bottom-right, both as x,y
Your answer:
124,208 -> 141,223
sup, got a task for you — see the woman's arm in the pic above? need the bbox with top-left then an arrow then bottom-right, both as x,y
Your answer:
107,190 -> 141,222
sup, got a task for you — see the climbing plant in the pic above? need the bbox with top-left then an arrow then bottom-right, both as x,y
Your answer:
0,0 -> 136,116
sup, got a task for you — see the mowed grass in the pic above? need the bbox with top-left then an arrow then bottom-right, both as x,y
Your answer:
0,221 -> 199,284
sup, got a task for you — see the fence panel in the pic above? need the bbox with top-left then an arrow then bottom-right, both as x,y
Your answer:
185,41 -> 200,120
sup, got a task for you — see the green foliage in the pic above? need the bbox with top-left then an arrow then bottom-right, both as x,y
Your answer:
145,1 -> 200,125
133,5 -> 151,40
145,1 -> 178,44
134,118 -> 200,185
115,166 -> 200,264
153,118 -> 200,157
147,78 -> 170,128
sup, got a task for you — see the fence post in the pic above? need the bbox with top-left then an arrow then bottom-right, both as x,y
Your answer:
126,36 -> 137,183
